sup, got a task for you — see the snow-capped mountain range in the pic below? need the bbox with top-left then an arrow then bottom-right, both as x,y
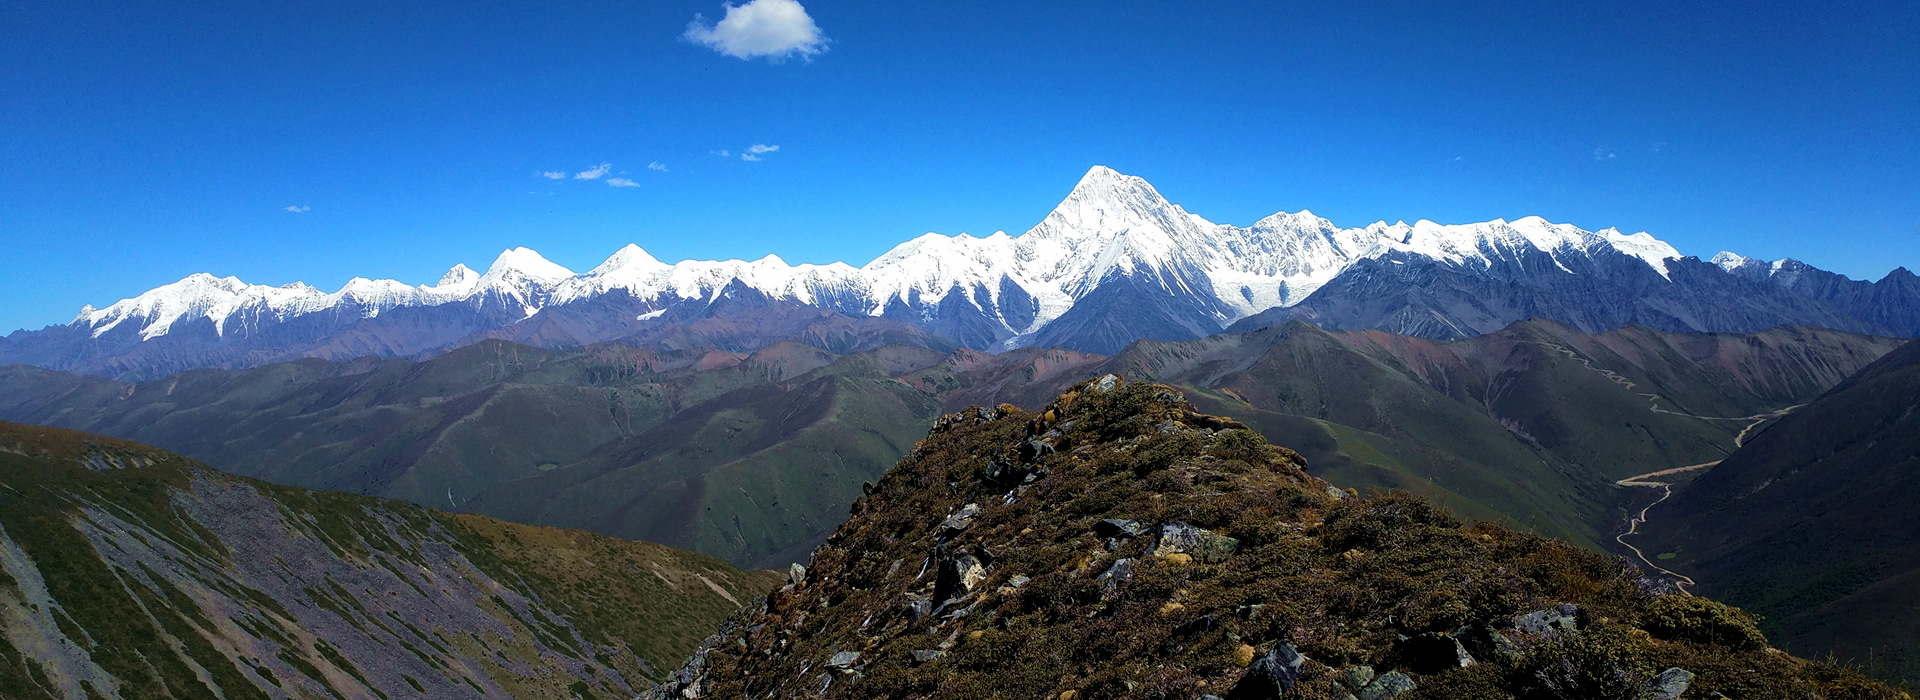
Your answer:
6,166 -> 1916,380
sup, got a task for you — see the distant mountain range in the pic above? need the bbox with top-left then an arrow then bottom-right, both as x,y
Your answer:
5,166 -> 1915,380
3,320 -> 1894,570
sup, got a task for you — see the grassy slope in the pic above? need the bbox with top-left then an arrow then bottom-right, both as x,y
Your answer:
1645,338 -> 1920,683
647,378 -> 1901,700
0,421 -> 779,699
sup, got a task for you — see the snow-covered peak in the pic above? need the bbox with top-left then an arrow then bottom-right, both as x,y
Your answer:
50,165 -> 1713,351
1710,252 -> 1811,284
483,247 -> 574,282
1599,228 -> 1682,277
592,244 -> 669,276
1043,165 -> 1194,238
437,264 -> 478,288
77,272 -> 330,340
1711,251 -> 1754,271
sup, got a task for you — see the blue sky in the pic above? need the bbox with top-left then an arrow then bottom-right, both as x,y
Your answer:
2,0 -> 1915,332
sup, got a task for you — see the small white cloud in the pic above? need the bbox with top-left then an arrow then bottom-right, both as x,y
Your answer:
284,205 -> 311,213
741,144 -> 779,161
711,149 -> 731,157
647,161 -> 668,172
575,163 -> 612,180
1594,148 -> 1617,161
539,170 -> 566,179
607,177 -> 641,188
684,0 -> 828,62
1453,156 -> 1463,162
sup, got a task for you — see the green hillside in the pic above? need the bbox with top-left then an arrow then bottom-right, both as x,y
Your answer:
1646,338 -> 1920,683
0,422 -> 778,699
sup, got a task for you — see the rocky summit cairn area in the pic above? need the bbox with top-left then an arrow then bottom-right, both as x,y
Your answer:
649,376 -> 1903,700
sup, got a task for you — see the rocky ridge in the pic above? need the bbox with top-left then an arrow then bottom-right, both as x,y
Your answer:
647,377 -> 1901,699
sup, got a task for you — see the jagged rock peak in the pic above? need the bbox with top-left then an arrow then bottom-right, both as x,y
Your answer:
647,377 -> 1897,699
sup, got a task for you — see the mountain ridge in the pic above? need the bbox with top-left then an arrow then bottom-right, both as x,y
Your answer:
641,376 -> 1903,699
0,420 -> 780,698
10,166 -> 1913,380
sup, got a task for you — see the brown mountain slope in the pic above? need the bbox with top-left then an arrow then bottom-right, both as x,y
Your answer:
645,378 -> 1901,700
0,421 -> 779,699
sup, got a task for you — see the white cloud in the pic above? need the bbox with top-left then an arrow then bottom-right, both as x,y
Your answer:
711,149 -> 731,157
647,161 -> 668,172
741,143 -> 779,161
1593,148 -> 1617,161
539,170 -> 566,179
684,0 -> 827,62
284,205 -> 311,213
575,163 -> 612,180
607,177 -> 640,188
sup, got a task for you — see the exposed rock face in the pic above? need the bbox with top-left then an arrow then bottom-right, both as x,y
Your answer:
644,378 -> 1901,699
0,422 -> 779,699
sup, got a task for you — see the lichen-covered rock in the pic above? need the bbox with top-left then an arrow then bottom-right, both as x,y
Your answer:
939,503 -> 982,538
1511,603 -> 1581,636
1149,521 -> 1241,563
1452,621 -> 1519,663
1357,670 -> 1416,700
1094,518 -> 1149,539
1648,667 -> 1695,700
1224,643 -> 1305,699
1095,558 -> 1136,598
1344,665 -> 1376,690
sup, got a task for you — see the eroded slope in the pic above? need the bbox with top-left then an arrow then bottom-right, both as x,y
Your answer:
0,422 -> 778,699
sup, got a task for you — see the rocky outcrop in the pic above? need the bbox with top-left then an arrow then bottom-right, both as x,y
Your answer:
644,377 -> 1901,699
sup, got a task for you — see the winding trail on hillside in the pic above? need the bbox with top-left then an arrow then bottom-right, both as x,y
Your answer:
1531,341 -> 1800,594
